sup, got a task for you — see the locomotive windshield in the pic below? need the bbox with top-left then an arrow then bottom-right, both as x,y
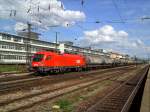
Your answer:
33,54 -> 44,62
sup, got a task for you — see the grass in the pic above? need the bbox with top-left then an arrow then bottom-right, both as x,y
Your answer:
52,81 -> 113,112
56,99 -> 73,112
0,65 -> 27,73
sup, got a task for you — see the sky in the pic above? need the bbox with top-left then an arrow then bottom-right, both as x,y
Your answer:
0,0 -> 150,58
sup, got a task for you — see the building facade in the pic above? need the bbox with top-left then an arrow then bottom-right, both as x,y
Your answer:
0,32 -> 106,64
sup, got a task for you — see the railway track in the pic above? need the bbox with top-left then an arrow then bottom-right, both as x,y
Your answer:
0,72 -> 34,81
0,74 -> 35,83
0,66 -> 137,112
0,64 -> 113,77
0,65 -> 134,82
0,65 -> 135,83
86,65 -> 149,112
0,65 -> 135,94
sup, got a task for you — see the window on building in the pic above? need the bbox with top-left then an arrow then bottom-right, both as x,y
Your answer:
13,37 -> 21,42
23,39 -> 30,43
2,45 -> 7,49
9,45 -> 15,49
2,34 -> 11,40
15,45 -> 23,50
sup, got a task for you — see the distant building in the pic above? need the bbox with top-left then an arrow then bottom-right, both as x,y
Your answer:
0,32 -> 106,64
95,49 -> 103,53
109,52 -> 124,59
59,41 -> 73,46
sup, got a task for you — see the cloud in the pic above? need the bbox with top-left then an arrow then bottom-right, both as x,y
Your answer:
84,25 -> 128,43
15,22 -> 28,32
0,0 -> 85,29
81,25 -> 149,58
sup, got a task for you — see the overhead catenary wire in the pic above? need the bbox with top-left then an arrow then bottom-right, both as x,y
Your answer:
0,0 -> 150,34
111,0 -> 125,24
0,10 -> 149,25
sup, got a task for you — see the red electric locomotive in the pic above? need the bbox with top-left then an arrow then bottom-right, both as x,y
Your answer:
32,51 -> 86,73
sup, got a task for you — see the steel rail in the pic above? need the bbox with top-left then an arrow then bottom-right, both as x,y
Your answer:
86,65 -> 149,112
3,70 -> 128,112
121,66 -> 149,112
0,70 -> 125,106
0,66 -> 135,94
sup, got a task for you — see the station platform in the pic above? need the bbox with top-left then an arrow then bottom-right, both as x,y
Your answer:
140,67 -> 150,112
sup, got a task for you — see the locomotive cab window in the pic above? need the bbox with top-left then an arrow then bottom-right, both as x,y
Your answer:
46,55 -> 51,60
33,54 -> 44,62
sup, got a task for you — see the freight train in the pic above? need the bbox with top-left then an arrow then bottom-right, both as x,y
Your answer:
31,51 -> 135,74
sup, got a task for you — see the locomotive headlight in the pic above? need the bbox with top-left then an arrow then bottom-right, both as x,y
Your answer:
33,64 -> 38,67
76,60 -> 81,63
33,62 -> 44,67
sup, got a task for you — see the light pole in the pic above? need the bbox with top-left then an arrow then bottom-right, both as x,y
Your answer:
26,22 -> 32,67
134,55 -> 137,67
55,32 -> 60,52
